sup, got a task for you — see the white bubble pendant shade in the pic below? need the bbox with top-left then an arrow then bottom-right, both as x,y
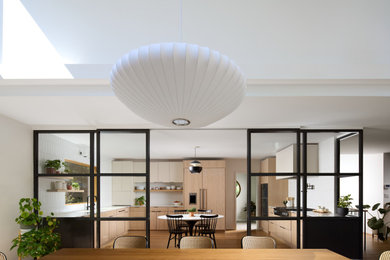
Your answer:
110,42 -> 246,127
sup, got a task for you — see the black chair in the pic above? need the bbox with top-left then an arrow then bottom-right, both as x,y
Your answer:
194,210 -> 212,235
166,214 -> 188,248
174,209 -> 188,214
197,214 -> 218,248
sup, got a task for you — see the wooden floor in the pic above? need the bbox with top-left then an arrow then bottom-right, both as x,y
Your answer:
104,230 -> 389,259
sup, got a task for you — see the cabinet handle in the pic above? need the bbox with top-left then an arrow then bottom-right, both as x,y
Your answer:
118,210 -> 125,212
280,226 -> 286,230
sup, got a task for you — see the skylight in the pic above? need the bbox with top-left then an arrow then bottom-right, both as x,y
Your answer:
0,0 -> 73,79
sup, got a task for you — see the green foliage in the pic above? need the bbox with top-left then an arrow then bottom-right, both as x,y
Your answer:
367,202 -> 390,232
243,201 -> 256,213
368,217 -> 384,230
44,160 -> 61,170
71,182 -> 80,190
282,200 -> 288,206
337,194 -> 353,208
15,198 -> 42,227
62,161 -> 71,173
187,207 -> 196,212
11,198 -> 61,258
135,196 -> 145,206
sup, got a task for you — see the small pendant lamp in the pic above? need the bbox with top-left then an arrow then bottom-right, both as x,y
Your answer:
189,146 -> 202,174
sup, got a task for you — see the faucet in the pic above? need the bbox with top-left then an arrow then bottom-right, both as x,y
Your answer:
87,195 -> 97,210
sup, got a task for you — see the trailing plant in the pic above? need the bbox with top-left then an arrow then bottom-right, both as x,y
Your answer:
11,198 -> 61,258
44,160 -> 61,170
15,198 -> 42,228
62,161 -> 71,173
337,194 -> 353,208
187,207 -> 196,213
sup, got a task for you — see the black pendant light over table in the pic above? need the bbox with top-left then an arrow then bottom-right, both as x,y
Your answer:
189,146 -> 202,174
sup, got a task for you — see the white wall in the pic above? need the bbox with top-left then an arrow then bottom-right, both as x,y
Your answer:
363,154 -> 384,234
0,114 -> 33,260
384,153 -> 390,204
236,172 -> 247,222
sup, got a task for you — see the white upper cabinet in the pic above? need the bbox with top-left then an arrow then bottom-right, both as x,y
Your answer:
150,162 -> 159,182
276,144 -> 318,179
157,162 -> 170,182
169,162 -> 183,182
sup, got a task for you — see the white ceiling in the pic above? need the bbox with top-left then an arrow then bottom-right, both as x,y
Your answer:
1,0 -> 390,156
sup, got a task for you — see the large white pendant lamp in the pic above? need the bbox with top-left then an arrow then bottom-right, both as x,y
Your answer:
110,42 -> 246,127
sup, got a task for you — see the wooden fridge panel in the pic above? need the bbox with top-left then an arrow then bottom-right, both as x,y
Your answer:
183,168 -> 202,209
202,168 -> 225,230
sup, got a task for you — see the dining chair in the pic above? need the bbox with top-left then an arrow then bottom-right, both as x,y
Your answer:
380,251 -> 390,260
113,236 -> 148,248
174,210 -> 188,214
166,214 -> 188,248
0,252 -> 7,260
194,210 -> 212,234
197,209 -> 212,213
197,214 -> 218,248
180,236 -> 214,249
241,236 -> 276,249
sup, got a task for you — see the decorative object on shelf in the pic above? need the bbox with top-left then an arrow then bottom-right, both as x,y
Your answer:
336,194 -> 353,216
187,207 -> 196,217
11,198 -> 60,259
243,201 -> 256,216
173,201 -> 181,206
367,202 -> 390,241
306,183 -> 315,190
66,183 -> 72,190
110,42 -> 246,127
286,197 -> 295,207
189,146 -> 202,174
135,196 -> 145,206
71,182 -> 80,191
44,159 -> 61,174
282,200 -> 288,207
313,206 -> 330,214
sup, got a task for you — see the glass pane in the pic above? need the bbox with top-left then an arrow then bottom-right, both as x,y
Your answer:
306,176 -> 335,217
100,132 -> 146,174
306,133 -> 335,173
251,220 -> 300,248
339,132 -> 359,173
38,133 -> 91,174
250,176 -> 297,218
340,176 -> 359,216
251,132 -> 298,173
99,220 -> 146,248
38,176 -> 90,217
100,176 -> 146,218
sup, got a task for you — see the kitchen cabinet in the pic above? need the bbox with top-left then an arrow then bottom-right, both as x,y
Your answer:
150,162 -> 159,182
183,160 -> 226,230
169,162 -> 183,182
133,161 -> 146,182
100,207 -> 131,246
276,144 -> 318,179
158,162 -> 170,182
129,207 -> 146,230
267,208 -> 301,248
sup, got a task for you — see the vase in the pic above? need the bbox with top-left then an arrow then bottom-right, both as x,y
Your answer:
189,212 -> 194,217
336,207 -> 349,216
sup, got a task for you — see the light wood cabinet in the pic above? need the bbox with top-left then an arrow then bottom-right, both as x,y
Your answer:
157,162 -> 170,182
149,207 -> 184,230
150,211 -> 157,230
183,160 -> 226,230
100,207 -> 132,246
129,207 -> 146,231
169,162 -> 183,182
150,162 -> 159,182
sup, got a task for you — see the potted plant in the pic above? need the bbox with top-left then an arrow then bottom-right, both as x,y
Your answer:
187,207 -> 196,217
243,201 -> 256,216
62,161 -> 71,174
282,200 -> 288,207
336,194 -> 353,216
66,182 -> 72,190
135,196 -> 145,206
15,198 -> 42,233
11,198 -> 61,259
71,182 -> 80,191
44,160 -> 61,174
367,202 -> 390,241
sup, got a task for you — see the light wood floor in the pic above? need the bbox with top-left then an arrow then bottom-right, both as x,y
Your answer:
104,230 -> 389,259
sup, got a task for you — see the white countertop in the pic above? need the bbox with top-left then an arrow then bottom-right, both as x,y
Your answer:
52,205 -> 184,218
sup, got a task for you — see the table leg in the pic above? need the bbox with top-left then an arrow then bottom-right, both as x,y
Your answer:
186,221 -> 196,236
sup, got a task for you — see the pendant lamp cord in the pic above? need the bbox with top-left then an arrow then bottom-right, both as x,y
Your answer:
179,0 -> 183,42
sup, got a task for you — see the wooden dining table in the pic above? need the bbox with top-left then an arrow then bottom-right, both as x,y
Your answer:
41,248 -> 349,260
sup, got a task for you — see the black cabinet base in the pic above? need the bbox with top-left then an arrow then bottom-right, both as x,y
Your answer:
56,218 -> 94,248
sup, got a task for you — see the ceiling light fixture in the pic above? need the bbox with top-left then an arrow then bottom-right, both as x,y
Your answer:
110,42 -> 246,127
189,146 -> 202,174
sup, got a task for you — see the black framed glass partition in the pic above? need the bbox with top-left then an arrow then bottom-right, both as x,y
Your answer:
97,129 -> 150,248
247,129 -> 301,249
34,129 -> 150,248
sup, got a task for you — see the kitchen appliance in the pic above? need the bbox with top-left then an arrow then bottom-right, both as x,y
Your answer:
274,207 -> 289,217
189,193 -> 197,204
260,184 -> 268,217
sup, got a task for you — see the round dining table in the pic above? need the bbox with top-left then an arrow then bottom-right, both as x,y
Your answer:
158,214 -> 224,236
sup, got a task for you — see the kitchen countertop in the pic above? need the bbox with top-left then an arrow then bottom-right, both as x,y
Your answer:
52,205 -> 184,217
